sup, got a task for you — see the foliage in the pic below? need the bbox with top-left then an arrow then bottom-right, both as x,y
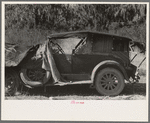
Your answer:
109,22 -> 146,43
5,4 -> 147,45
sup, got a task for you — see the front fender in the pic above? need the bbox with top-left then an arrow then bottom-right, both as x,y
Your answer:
91,60 -> 129,84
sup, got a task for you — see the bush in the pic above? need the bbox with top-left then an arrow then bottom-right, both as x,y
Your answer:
5,28 -> 52,47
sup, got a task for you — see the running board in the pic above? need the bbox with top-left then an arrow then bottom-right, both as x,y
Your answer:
45,80 -> 92,86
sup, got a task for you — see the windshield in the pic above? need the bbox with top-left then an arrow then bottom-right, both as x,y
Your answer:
51,37 -> 81,54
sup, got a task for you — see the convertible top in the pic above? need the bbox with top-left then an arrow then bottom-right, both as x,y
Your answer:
5,30 -> 145,67
49,30 -> 132,41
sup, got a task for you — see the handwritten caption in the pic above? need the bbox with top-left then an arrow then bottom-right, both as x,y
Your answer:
70,100 -> 84,104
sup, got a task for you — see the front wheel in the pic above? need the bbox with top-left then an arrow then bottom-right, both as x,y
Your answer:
95,68 -> 125,96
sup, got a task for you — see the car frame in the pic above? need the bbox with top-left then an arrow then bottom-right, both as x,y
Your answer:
5,31 -> 139,96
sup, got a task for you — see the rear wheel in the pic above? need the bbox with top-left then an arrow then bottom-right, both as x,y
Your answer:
5,68 -> 19,96
20,68 -> 51,87
95,68 -> 125,96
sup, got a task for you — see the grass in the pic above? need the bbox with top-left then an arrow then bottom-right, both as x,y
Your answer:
5,95 -> 146,100
5,77 -> 146,100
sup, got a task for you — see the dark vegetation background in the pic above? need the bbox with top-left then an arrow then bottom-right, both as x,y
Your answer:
5,4 -> 146,49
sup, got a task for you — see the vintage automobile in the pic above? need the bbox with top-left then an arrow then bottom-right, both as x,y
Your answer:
5,31 -> 140,96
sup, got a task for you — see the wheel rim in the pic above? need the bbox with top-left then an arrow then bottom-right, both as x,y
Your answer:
26,69 -> 46,81
99,72 -> 120,91
6,74 -> 15,90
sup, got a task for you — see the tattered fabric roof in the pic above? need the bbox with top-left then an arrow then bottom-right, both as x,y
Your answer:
49,30 -> 132,41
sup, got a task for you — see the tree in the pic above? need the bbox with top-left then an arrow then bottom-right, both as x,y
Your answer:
5,4 -> 146,44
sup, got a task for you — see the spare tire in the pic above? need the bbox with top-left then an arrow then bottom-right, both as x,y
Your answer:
20,68 -> 51,87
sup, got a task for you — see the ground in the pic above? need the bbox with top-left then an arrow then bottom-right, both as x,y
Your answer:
5,76 -> 146,100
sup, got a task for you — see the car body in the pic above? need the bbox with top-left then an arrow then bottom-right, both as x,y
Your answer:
5,31 -> 139,96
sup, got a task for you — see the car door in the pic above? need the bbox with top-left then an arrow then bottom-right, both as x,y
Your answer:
72,54 -> 105,74
52,37 -> 80,74
72,36 -> 101,74
72,34 -> 113,74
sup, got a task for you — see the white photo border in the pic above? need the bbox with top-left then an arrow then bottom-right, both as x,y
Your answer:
1,1 -> 149,121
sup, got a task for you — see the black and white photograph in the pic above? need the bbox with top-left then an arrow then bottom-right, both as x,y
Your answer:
1,1 -> 149,121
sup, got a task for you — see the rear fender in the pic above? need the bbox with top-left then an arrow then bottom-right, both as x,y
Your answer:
91,60 -> 129,84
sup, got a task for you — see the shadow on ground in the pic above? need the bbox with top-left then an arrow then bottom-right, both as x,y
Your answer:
21,83 -> 146,97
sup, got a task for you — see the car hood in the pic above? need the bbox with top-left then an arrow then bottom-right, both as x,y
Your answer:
5,40 -> 61,83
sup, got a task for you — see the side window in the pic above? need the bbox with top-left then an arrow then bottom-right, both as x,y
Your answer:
92,35 -> 112,53
112,40 -> 126,51
74,37 -> 92,54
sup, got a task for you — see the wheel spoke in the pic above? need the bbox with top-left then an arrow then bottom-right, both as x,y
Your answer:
103,84 -> 108,89
112,84 -> 116,88
110,85 -> 113,90
27,69 -> 46,81
108,74 -> 111,78
105,74 -> 109,79
95,68 -> 124,96
29,70 -> 34,74
29,71 -> 35,75
112,83 -> 117,87
34,76 -> 39,81
111,74 -> 115,79
32,76 -> 37,81
112,75 -> 116,79
107,85 -> 110,90
6,75 -> 14,84
28,74 -> 35,77
101,82 -> 107,86
100,80 -> 106,83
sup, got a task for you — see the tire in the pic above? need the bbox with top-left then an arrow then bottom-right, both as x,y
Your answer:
5,68 -> 20,96
95,67 -> 125,96
20,68 -> 51,87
